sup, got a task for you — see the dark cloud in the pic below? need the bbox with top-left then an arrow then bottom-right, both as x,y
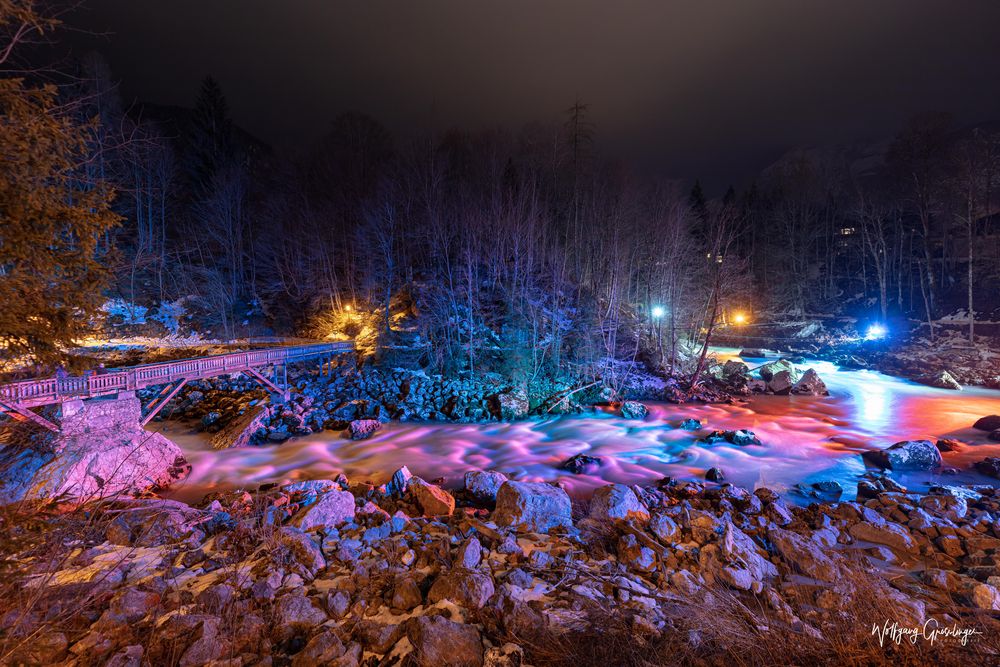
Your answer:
64,0 -> 1000,190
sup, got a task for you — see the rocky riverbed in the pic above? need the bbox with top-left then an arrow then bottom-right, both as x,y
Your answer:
3,470 -> 998,666
146,357 -> 828,452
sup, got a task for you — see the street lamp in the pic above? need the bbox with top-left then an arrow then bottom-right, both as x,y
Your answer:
651,306 -> 666,365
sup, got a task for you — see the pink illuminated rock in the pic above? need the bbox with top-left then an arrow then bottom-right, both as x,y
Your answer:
0,396 -> 190,503
348,419 -> 382,440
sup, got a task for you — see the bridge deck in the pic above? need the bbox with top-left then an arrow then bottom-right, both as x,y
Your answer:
0,341 -> 353,410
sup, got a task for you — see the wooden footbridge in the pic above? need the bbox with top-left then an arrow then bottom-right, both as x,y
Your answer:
0,342 -> 354,432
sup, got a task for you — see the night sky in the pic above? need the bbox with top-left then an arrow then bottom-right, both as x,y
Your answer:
65,1 -> 1000,190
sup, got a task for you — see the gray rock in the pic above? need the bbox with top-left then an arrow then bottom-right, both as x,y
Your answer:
975,457 -> 1000,479
649,513 -> 680,542
758,359 -> 802,384
464,470 -> 508,501
348,419 -> 382,440
791,369 -> 829,396
456,536 -> 482,569
391,577 -> 424,611
276,594 -> 327,627
588,484 -> 650,522
493,481 -> 573,533
722,360 -> 749,378
678,418 -> 703,430
849,520 -> 917,553
620,401 -> 648,420
407,615 -> 484,667
769,527 -> 841,581
922,370 -> 961,390
428,570 -> 496,610
387,465 -> 413,496
862,440 -> 942,471
767,370 -> 795,395
291,630 -> 345,667
290,489 -> 356,530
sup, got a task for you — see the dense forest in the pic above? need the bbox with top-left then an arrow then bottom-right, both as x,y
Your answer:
3,7 -> 1000,380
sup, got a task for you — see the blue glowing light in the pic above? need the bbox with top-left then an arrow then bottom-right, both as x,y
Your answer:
651,306 -> 666,318
864,323 -> 888,340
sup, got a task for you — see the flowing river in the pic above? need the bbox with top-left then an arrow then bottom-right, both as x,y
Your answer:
156,351 -> 1000,503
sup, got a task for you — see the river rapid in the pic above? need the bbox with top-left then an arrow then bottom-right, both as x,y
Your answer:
156,350 -> 1000,504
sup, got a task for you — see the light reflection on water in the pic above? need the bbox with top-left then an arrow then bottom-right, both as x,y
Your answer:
156,354 -> 1000,504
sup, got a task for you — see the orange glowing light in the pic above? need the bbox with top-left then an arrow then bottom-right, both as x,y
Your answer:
733,312 -> 748,325
344,304 -> 353,312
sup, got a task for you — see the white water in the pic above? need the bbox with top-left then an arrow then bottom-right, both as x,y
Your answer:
155,352 -> 1000,503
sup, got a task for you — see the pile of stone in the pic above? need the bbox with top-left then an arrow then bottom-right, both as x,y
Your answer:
6,466 -> 1000,665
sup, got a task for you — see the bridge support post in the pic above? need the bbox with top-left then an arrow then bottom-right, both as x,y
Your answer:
244,367 -> 290,403
0,400 -> 60,432
140,380 -> 187,426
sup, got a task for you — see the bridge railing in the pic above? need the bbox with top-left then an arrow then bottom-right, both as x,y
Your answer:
0,341 -> 353,408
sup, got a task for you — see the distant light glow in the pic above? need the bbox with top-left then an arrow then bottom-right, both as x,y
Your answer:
651,306 -> 665,319
344,304 -> 353,312
864,323 -> 887,340
733,312 -> 748,325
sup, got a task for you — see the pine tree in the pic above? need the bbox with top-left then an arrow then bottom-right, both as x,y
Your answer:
0,78 -> 121,362
184,76 -> 234,196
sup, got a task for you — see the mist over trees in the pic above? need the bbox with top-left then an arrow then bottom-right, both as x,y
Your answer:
3,8 -> 1000,376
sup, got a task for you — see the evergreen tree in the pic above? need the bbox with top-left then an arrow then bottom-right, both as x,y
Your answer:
689,179 -> 708,221
184,76 -> 234,196
0,78 -> 120,362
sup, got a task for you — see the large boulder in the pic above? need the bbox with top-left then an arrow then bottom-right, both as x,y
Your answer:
560,453 -> 602,474
409,478 -> 456,516
758,359 -> 801,384
348,419 -> 381,440
791,369 -> 829,396
768,526 -> 841,582
489,386 -> 529,421
862,440 -> 942,471
722,360 -> 749,378
428,570 -> 495,610
290,489 -> 356,530
588,484 -> 649,522
463,470 -> 508,502
620,401 -> 648,420
849,521 -> 917,553
766,370 -> 795,395
492,481 -> 573,533
406,616 -> 483,667
975,457 -> 1000,479
973,415 -> 1000,432
700,521 -> 777,590
922,370 -> 961,391
0,396 -> 190,503
701,429 -> 762,447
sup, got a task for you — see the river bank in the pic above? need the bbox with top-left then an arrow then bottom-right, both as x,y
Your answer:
3,471 -> 998,666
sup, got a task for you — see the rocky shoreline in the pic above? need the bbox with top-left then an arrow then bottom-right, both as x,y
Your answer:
148,357 -> 829,451
3,468 -> 999,666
